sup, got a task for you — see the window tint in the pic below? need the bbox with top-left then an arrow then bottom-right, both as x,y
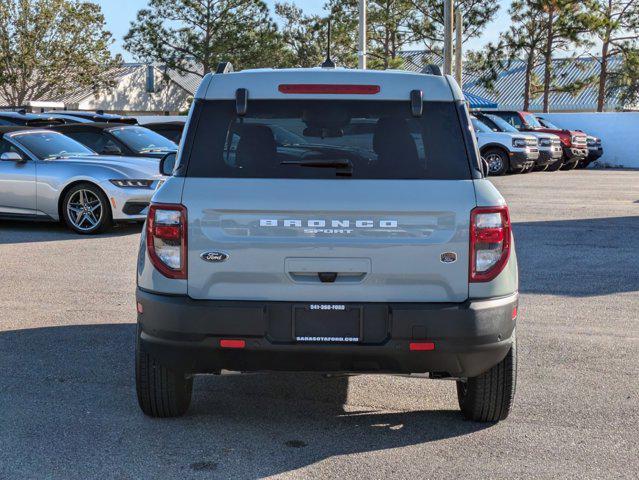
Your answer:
185,100 -> 471,180
537,117 -> 559,129
153,128 -> 182,144
66,131 -> 122,155
471,118 -> 491,133
482,115 -> 519,133
522,113 -> 543,128
496,113 -> 523,129
108,126 -> 177,154
10,132 -> 97,160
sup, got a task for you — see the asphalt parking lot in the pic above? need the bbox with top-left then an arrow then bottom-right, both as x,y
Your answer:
1,170 -> 638,479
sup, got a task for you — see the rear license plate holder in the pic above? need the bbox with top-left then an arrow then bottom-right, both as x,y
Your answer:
293,304 -> 362,343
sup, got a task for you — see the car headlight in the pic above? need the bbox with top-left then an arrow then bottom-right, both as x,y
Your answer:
512,138 -> 527,148
540,138 -> 551,147
109,179 -> 154,188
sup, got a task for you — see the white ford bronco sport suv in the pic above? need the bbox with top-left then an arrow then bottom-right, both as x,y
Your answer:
470,115 -> 538,175
136,64 -> 519,422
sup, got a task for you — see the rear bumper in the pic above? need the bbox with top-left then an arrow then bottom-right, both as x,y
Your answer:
137,289 -> 518,378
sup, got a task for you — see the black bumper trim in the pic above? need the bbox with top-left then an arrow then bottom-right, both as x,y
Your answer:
122,201 -> 149,216
137,290 -> 518,377
509,151 -> 536,170
564,147 -> 588,160
537,149 -> 561,166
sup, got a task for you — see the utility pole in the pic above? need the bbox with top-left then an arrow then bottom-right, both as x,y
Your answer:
455,9 -> 463,86
358,0 -> 367,69
443,0 -> 454,75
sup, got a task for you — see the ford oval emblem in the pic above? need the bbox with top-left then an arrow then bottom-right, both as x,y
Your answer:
440,252 -> 457,264
201,251 -> 229,263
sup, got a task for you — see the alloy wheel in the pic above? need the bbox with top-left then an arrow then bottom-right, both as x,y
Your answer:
66,189 -> 104,232
485,153 -> 504,174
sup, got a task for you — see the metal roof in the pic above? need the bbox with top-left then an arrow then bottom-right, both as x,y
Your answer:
399,51 -> 627,111
463,91 -> 498,109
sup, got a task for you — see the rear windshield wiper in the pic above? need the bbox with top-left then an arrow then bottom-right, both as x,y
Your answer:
280,159 -> 353,176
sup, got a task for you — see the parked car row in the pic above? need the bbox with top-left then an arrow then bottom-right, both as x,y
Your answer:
0,111 -> 180,234
471,110 -> 603,175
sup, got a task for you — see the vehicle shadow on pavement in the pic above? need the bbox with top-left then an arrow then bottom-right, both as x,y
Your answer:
0,220 -> 142,244
0,324 -> 489,479
514,215 -> 639,296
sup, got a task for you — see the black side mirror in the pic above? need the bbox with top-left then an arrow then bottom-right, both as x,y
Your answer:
481,158 -> 490,177
159,152 -> 177,176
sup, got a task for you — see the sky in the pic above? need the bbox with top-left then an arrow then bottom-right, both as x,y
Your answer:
92,0 -> 510,62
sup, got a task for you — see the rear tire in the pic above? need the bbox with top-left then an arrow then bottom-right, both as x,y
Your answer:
135,327 -> 193,417
533,165 -> 548,172
456,335 -> 517,422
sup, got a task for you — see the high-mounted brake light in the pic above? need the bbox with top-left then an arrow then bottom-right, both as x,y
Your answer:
278,84 -> 380,95
146,204 -> 187,279
469,206 -> 511,282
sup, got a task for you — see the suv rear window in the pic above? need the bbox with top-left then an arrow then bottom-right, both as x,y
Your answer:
185,100 -> 471,179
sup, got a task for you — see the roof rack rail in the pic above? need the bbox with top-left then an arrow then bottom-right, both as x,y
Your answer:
421,64 -> 442,76
216,62 -> 234,74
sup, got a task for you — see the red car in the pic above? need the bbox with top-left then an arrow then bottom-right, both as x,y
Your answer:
481,110 -> 588,170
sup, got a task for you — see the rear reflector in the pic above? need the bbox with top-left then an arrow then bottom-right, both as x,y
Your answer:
278,84 -> 381,95
512,307 -> 518,320
220,339 -> 246,349
136,302 -> 144,314
409,342 -> 435,351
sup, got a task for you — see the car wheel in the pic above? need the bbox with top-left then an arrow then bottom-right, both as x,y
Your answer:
135,326 -> 193,418
546,159 -> 563,171
575,161 -> 588,169
483,149 -> 509,176
62,183 -> 112,234
560,159 -> 579,170
456,334 -> 517,422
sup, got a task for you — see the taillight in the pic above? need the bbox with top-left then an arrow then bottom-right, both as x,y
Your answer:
278,84 -> 381,95
146,204 -> 187,279
469,206 -> 511,282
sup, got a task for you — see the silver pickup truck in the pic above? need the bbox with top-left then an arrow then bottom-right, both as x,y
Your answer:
135,65 -> 519,422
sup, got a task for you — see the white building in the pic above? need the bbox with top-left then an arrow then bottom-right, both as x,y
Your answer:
8,63 -> 201,115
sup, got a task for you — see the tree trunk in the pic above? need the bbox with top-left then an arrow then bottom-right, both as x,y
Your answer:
523,49 -> 535,111
597,32 -> 611,112
542,9 -> 555,113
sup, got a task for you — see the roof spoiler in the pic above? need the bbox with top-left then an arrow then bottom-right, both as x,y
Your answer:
421,64 -> 442,76
216,62 -> 234,74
